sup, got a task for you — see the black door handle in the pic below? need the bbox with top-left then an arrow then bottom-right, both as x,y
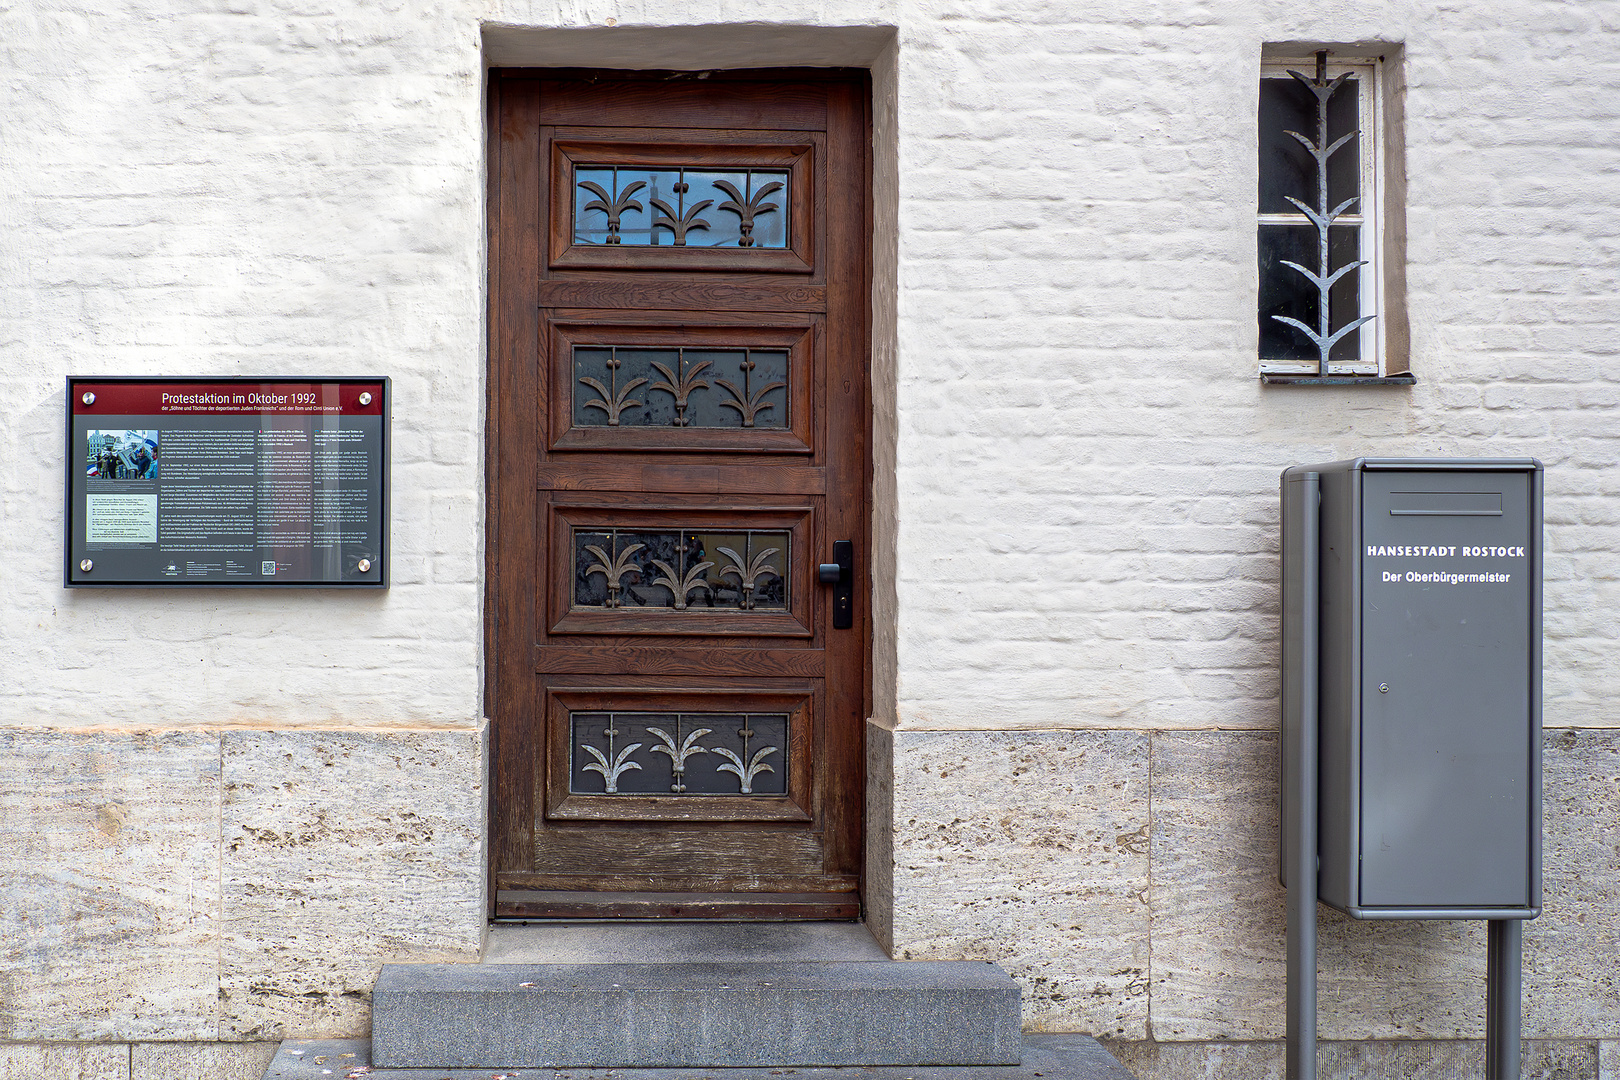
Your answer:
820,540 -> 854,629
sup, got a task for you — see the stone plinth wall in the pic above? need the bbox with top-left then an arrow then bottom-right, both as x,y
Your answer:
1112,1038 -> 1620,1080
0,1043 -> 279,1080
873,725 -> 1620,1057
0,729 -> 486,1043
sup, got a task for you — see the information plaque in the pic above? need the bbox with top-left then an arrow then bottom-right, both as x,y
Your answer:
65,378 -> 389,588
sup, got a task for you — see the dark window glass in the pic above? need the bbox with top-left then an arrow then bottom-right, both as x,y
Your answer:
575,347 -> 788,430
573,528 -> 790,612
571,711 -> 790,795
573,531 -> 613,606
683,349 -> 788,430
1258,224 -> 1362,363
574,167 -> 789,248
1258,76 -> 1359,216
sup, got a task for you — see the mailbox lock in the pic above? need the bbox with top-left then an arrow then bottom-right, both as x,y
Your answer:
1378,683 -> 1389,693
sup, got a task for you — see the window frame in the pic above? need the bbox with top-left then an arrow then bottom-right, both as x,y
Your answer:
1258,53 -> 1386,377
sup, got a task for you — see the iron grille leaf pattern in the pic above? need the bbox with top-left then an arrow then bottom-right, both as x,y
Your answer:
580,740 -> 643,793
577,352 -> 648,426
575,167 -> 789,248
649,185 -> 713,245
1261,52 -> 1374,373
571,712 -> 789,796
647,725 -> 712,793
712,178 -> 785,248
714,353 -> 788,429
712,745 -> 779,794
574,347 -> 788,430
575,529 -> 789,612
716,545 -> 781,610
646,357 -> 713,427
582,541 -> 645,609
649,556 -> 715,610
576,179 -> 646,245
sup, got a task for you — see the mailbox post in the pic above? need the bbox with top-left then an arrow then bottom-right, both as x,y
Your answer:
1281,458 -> 1542,1080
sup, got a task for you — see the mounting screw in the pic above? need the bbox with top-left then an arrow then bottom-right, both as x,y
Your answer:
79,559 -> 94,572
357,558 -> 372,573
81,391 -> 95,405
1378,683 -> 1389,693
358,392 -> 372,406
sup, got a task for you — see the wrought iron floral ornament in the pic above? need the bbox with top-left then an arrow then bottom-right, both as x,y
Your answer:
571,711 -> 790,796
574,527 -> 789,611
713,745 -> 778,794
579,354 -> 647,426
647,358 -> 713,427
1272,51 -> 1375,375
716,356 -> 787,428
718,545 -> 780,610
581,725 -> 643,793
577,179 -> 646,245
650,549 -> 714,610
713,179 -> 783,248
575,167 -> 790,248
584,542 -> 644,608
647,725 -> 712,793
650,183 -> 712,246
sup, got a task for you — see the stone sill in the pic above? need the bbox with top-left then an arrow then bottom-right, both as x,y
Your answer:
1260,373 -> 1417,386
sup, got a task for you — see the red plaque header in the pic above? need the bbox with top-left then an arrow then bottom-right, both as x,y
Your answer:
72,380 -> 385,417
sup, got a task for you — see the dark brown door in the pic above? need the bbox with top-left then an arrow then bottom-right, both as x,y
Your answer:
487,70 -> 870,919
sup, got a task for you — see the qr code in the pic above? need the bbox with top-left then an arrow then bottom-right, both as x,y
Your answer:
262,561 -> 276,576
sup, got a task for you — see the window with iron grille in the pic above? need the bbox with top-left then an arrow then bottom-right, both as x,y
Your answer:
1259,50 -> 1405,381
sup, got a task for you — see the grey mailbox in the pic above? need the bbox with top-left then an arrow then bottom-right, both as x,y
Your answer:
1280,458 -> 1542,1080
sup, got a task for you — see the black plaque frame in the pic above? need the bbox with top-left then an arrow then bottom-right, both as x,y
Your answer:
64,376 -> 391,589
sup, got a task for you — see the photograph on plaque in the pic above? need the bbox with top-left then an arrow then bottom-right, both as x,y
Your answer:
65,378 -> 390,588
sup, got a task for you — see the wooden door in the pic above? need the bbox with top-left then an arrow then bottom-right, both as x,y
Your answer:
487,70 -> 870,919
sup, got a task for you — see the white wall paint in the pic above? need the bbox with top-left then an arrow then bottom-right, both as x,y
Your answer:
6,0 -> 1617,735
1,0 -> 489,727
885,0 -> 1620,732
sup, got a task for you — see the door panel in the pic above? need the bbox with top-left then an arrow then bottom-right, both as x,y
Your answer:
547,498 -> 816,636
488,70 -> 869,919
545,686 -> 815,820
549,134 -> 818,273
546,315 -> 817,454
532,81 -> 831,136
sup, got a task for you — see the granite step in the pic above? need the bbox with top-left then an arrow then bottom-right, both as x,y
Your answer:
265,1036 -> 1139,1080
370,960 -> 1023,1068
479,920 -> 891,965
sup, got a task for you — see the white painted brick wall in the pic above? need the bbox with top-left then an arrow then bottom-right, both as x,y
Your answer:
6,0 -> 1614,735
0,0 -> 488,727
887,0 -> 1620,734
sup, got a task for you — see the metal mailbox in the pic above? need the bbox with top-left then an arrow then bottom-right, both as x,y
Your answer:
1280,457 -> 1542,1080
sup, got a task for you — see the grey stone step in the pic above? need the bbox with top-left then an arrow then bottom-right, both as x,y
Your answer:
370,961 -> 1023,1068
266,1036 -> 1139,1080
480,920 -> 890,965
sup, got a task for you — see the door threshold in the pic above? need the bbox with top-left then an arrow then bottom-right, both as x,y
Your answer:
495,889 -> 860,921
481,916 -> 888,964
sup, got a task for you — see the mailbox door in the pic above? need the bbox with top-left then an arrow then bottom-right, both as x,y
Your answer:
1358,469 -> 1535,908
